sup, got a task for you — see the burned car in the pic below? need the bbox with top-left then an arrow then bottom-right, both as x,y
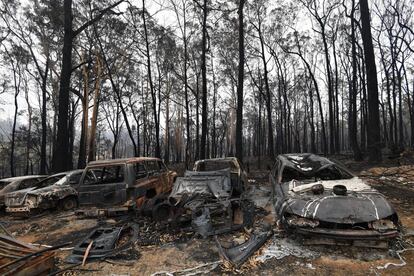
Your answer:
0,175 -> 47,208
5,170 -> 87,214
155,157 -> 251,237
270,154 -> 400,247
6,158 -> 176,216
76,157 -> 176,211
193,157 -> 248,195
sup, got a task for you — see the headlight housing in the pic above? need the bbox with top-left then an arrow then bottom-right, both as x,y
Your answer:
25,195 -> 38,207
286,215 -> 319,228
371,219 -> 396,232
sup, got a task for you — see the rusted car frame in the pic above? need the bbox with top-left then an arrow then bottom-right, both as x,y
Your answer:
270,154 -> 400,246
155,157 -> 252,237
193,157 -> 248,195
76,157 -> 176,209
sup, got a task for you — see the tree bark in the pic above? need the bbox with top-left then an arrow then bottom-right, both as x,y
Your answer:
78,54 -> 89,168
350,0 -> 363,160
87,55 -> 101,162
360,0 -> 382,162
199,0 -> 208,160
52,0 -> 73,172
40,58 -> 49,174
142,0 -> 161,158
235,0 -> 245,162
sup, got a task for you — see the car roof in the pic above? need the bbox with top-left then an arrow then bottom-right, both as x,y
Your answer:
46,170 -> 83,178
195,157 -> 239,163
277,153 -> 334,172
87,157 -> 162,167
0,175 -> 47,182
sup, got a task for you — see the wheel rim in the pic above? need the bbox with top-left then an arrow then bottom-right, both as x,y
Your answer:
63,199 -> 76,210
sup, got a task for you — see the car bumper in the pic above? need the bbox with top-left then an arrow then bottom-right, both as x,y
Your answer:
294,227 -> 399,240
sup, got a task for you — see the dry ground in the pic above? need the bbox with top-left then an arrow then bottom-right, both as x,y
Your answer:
1,157 -> 414,275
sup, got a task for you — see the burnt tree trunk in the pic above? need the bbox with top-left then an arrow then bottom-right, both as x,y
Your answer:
350,0 -> 363,160
235,0 -> 245,162
199,0 -> 208,160
40,58 -> 49,174
52,0 -> 73,172
360,0 -> 382,162
142,0 -> 160,158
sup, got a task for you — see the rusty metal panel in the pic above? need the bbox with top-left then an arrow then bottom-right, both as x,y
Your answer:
0,234 -> 55,276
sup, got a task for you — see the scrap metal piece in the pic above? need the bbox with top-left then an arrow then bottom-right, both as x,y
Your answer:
0,234 -> 59,276
66,225 -> 138,264
256,237 -> 319,262
192,208 -> 213,238
170,170 -> 233,201
216,226 -> 273,267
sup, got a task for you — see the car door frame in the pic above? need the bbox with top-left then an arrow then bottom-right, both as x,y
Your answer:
77,164 -> 127,207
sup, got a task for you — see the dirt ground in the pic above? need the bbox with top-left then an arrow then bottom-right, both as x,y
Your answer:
1,156 -> 414,275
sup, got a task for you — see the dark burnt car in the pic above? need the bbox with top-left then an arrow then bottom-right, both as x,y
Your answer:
77,157 -> 176,209
164,157 -> 251,237
5,170 -> 87,214
0,175 -> 47,208
270,154 -> 400,247
193,157 -> 248,195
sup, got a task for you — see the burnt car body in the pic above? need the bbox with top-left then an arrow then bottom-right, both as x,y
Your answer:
0,175 -> 47,208
5,170 -> 86,214
76,157 -> 176,209
270,154 -> 400,246
193,157 -> 248,195
6,158 -> 176,215
163,157 -> 251,237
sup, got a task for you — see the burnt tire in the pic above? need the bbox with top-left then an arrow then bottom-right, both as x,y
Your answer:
59,196 -> 78,211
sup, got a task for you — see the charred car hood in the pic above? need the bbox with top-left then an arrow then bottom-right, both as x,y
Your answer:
26,184 -> 77,196
170,170 -> 232,200
5,188 -> 37,206
281,178 -> 396,223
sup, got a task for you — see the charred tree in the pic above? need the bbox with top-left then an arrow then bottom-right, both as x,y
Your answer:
235,0 -> 245,162
360,0 -> 382,162
199,0 -> 208,160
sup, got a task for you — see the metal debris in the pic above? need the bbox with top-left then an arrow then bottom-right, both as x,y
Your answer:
66,224 -> 138,264
376,248 -> 414,270
256,237 -> 319,262
150,260 -> 222,276
0,234 -> 66,276
216,225 -> 273,267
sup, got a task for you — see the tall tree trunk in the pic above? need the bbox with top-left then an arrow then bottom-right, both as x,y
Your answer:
142,0 -> 160,158
350,0 -> 363,160
199,0 -> 208,160
320,25 -> 335,155
53,0 -> 73,172
88,55 -> 102,162
360,0 -> 382,162
10,71 -> 19,177
235,0 -> 245,162
40,58 -> 49,174
78,55 -> 89,168
184,15 -> 191,168
261,47 -> 274,158
24,80 -> 32,175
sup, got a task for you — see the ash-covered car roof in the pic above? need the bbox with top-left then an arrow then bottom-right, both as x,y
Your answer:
0,175 -> 46,182
87,157 -> 162,167
278,154 -> 336,173
195,157 -> 239,163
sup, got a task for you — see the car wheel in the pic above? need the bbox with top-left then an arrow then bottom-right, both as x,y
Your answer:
60,197 -> 78,211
